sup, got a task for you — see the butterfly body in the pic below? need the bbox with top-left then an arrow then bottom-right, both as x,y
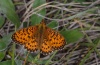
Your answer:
12,21 -> 66,55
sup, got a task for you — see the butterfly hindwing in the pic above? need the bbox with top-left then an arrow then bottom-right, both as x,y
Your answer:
40,38 -> 53,55
25,37 -> 38,52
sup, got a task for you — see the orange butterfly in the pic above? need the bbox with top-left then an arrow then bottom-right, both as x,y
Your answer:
12,21 -> 66,55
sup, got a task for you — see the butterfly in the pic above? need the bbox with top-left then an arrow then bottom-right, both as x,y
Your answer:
12,21 -> 66,55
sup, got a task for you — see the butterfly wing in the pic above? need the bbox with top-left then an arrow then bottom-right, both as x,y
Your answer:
24,37 -> 38,52
40,26 -> 66,55
40,38 -> 53,55
46,27 -> 66,50
12,26 -> 39,52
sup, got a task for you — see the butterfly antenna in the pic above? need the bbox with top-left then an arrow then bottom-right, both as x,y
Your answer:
40,19 -> 46,25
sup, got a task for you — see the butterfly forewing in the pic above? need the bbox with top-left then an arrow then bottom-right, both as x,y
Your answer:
46,27 -> 65,49
12,26 -> 39,52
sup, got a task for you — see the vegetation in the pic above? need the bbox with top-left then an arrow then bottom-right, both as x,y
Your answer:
0,0 -> 100,65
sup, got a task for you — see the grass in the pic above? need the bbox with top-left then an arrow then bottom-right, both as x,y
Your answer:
0,0 -> 100,65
